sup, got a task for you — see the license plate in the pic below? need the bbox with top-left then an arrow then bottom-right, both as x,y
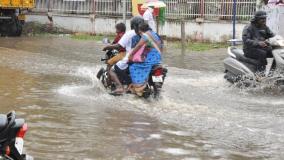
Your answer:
15,137 -> 24,155
152,75 -> 163,82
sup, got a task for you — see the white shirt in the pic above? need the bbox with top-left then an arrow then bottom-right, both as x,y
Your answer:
268,0 -> 278,3
268,0 -> 283,4
143,8 -> 156,32
116,30 -> 136,70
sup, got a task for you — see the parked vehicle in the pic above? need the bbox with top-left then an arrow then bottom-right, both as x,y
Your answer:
0,111 -> 32,160
0,0 -> 35,36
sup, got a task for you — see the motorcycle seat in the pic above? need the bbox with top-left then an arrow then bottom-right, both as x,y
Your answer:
0,115 -> 7,131
152,64 -> 163,70
231,47 -> 244,56
151,64 -> 168,74
231,47 -> 260,66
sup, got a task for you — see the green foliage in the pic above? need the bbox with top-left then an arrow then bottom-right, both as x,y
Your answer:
70,34 -> 115,41
172,42 -> 228,52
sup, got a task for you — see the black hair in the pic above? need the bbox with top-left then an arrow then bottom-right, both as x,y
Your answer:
115,23 -> 126,32
130,16 -> 144,31
139,22 -> 150,32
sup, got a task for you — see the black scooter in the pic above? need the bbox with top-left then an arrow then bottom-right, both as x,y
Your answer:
96,50 -> 167,98
0,111 -> 32,160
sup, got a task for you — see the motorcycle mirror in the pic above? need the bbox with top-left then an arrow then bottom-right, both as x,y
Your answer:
228,39 -> 243,46
102,38 -> 110,44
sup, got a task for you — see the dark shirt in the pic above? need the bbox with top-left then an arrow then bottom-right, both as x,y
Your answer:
242,23 -> 275,52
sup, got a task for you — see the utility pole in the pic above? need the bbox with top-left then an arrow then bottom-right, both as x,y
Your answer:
181,19 -> 186,54
232,0 -> 236,44
123,0 -> 126,24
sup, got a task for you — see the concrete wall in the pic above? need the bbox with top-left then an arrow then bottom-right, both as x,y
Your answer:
159,20 -> 245,42
27,14 -> 247,42
265,6 -> 284,37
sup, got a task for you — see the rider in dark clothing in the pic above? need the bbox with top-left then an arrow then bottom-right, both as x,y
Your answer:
242,10 -> 275,71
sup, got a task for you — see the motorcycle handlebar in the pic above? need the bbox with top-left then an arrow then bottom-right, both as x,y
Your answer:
7,111 -> 16,124
0,111 -> 16,136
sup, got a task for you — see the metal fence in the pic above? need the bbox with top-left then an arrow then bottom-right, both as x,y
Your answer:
94,0 -> 132,16
165,0 -> 256,20
33,0 -> 257,21
34,0 -> 94,14
34,0 -> 132,15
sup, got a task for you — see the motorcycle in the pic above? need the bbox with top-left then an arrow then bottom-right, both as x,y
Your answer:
223,36 -> 284,87
96,50 -> 168,98
0,111 -> 32,160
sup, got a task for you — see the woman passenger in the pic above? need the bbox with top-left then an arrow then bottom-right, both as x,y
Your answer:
128,22 -> 162,96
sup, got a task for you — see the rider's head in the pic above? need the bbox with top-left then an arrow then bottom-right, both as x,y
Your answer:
115,23 -> 126,34
130,16 -> 145,34
138,22 -> 150,34
252,10 -> 267,28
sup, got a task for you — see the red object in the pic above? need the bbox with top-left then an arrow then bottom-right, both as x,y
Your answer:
112,32 -> 126,52
153,8 -> 160,16
154,68 -> 163,76
112,32 -> 124,44
137,4 -> 160,16
17,123 -> 28,138
5,146 -> 10,155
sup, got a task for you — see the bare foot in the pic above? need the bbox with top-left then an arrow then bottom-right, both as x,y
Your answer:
134,85 -> 146,96
127,84 -> 135,93
112,87 -> 124,95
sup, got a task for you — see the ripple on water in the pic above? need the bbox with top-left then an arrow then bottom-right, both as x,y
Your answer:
158,148 -> 192,156
147,134 -> 162,140
2,38 -> 284,160
56,65 -> 284,159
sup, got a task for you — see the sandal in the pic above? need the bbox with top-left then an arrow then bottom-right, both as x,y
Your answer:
111,87 -> 124,95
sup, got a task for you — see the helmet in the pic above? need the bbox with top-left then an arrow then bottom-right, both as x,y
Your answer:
130,16 -> 144,31
254,10 -> 267,19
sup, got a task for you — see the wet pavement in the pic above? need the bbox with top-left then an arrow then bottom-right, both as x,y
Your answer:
0,36 -> 284,160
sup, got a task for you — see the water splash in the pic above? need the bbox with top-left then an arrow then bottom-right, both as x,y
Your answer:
231,71 -> 284,96
56,65 -> 112,101
73,66 -> 101,87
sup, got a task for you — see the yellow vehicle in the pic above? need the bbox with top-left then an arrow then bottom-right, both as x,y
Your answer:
0,0 -> 35,36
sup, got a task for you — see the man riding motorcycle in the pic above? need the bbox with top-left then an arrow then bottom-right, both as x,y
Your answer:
242,10 -> 275,72
102,16 -> 145,94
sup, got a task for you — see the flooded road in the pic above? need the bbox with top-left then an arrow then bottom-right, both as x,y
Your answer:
0,36 -> 284,160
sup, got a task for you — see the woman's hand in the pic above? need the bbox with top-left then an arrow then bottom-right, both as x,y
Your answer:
128,50 -> 134,61
131,38 -> 146,55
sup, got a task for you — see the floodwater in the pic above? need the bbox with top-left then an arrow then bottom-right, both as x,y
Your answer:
0,36 -> 284,160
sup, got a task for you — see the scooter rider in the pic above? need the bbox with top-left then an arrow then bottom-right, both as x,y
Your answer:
242,10 -> 275,72
102,16 -> 145,94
